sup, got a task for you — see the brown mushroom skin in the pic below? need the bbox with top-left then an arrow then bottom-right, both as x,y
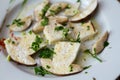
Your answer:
92,31 -> 109,54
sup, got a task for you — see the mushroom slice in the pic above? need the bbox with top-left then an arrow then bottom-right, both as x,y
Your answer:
55,16 -> 68,24
43,20 -> 70,44
32,16 -> 68,33
45,2 -> 68,17
41,42 -> 82,75
4,32 -> 47,65
69,21 -> 97,42
9,15 -> 32,32
32,21 -> 44,33
64,2 -> 80,17
34,0 -> 50,21
70,0 -> 98,21
92,31 -> 109,54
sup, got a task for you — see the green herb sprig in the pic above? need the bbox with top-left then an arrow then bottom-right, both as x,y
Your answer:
34,66 -> 50,76
12,19 -> 25,27
84,49 -> 102,62
39,48 -> 55,59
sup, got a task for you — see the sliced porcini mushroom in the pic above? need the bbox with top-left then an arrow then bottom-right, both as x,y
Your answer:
32,16 -> 68,33
92,31 -> 109,54
32,21 -> 44,33
9,15 -> 32,32
69,20 -> 97,42
43,18 -> 71,44
64,2 -> 80,17
40,42 -> 83,75
45,2 -> 68,17
55,16 -> 68,24
4,32 -> 47,65
70,0 -> 98,21
34,0 -> 50,21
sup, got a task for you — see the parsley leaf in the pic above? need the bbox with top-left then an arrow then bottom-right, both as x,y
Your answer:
63,28 -> 69,38
75,32 -> 81,43
55,26 -> 64,31
34,66 -> 50,76
77,0 -> 80,2
41,4 -> 50,18
104,41 -> 109,48
39,48 -> 55,59
22,0 -> 28,7
31,42 -> 40,51
69,65 -> 73,72
84,49 -> 102,62
12,19 -> 25,27
31,36 -> 43,51
83,65 -> 92,70
41,17 -> 49,26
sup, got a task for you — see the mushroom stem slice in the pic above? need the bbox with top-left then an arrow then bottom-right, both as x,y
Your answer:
9,15 -> 32,32
92,31 -> 109,54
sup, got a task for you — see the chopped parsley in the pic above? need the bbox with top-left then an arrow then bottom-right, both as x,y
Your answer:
41,17 -> 49,26
55,26 -> 64,31
104,41 -> 109,48
77,0 -> 80,2
87,26 -> 90,30
75,32 -> 81,43
84,49 -> 102,62
31,42 -> 40,51
46,65 -> 51,69
39,48 -> 55,59
63,28 -> 69,38
12,19 -> 25,27
41,4 -> 50,18
22,0 -> 28,7
50,6 -> 62,15
34,66 -> 50,76
31,36 -> 43,51
66,4 -> 71,9
70,32 -> 81,43
28,30 -> 33,34
83,65 -> 92,70
35,36 -> 43,44
69,65 -> 73,72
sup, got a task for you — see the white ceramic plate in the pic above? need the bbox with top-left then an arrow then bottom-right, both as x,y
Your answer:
0,0 -> 120,80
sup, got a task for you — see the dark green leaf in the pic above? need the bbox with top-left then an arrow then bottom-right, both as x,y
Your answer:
69,65 -> 73,72
35,36 -> 43,44
12,19 -> 25,27
41,4 -> 50,18
83,65 -> 92,70
41,17 -> 49,26
34,66 -> 50,76
55,26 -> 64,31
46,65 -> 51,69
104,41 -> 109,48
77,0 -> 80,2
22,0 -> 28,7
31,42 -> 39,51
39,48 -> 55,59
63,28 -> 69,38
